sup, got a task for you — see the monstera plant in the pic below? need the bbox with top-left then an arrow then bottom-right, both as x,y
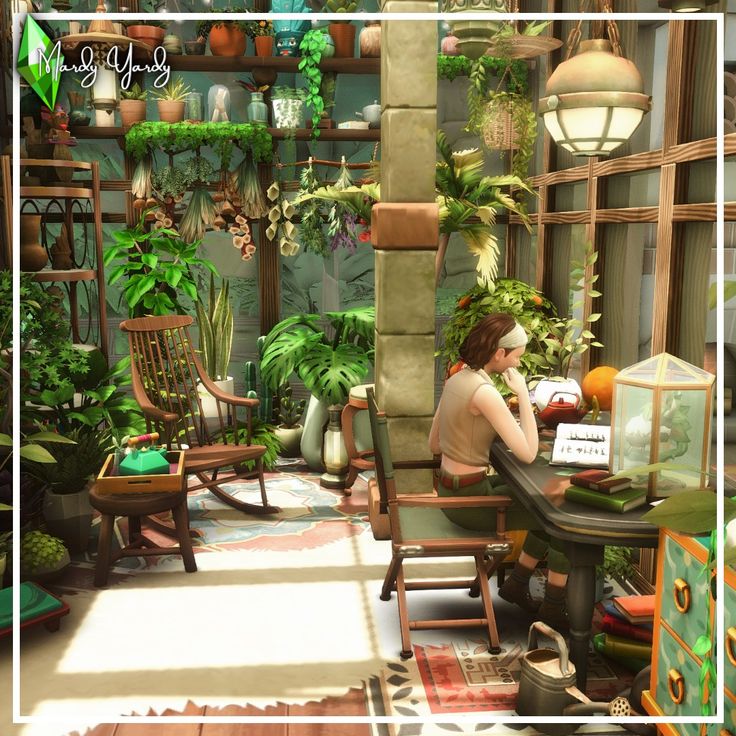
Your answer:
260,306 -> 374,407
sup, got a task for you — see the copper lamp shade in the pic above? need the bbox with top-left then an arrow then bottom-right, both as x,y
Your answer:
539,39 -> 651,157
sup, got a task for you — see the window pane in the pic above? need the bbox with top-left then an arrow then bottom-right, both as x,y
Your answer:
605,169 -> 661,209
685,160 -> 716,204
552,181 -> 587,212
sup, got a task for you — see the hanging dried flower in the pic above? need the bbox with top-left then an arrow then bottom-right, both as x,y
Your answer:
221,200 -> 236,218
241,230 -> 252,244
268,205 -> 281,223
245,243 -> 256,256
235,152 -> 268,219
265,223 -> 277,241
179,187 -> 216,245
235,214 -> 247,226
155,210 -> 166,221
163,218 -> 173,229
233,235 -> 244,249
213,191 -> 226,203
229,226 -> 241,235
267,182 -> 280,202
133,197 -> 146,210
213,215 -> 226,230
281,200 -> 296,219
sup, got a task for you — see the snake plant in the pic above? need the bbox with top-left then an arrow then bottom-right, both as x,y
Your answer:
196,273 -> 234,382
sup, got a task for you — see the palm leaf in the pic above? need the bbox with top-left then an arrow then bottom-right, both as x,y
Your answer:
297,342 -> 371,405
460,226 -> 500,289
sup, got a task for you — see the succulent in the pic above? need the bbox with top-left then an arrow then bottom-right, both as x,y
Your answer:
152,77 -> 191,103
20,530 -> 68,574
121,83 -> 147,101
277,384 -> 306,429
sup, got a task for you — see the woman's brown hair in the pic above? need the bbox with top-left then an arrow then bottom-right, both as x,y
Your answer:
459,313 -> 517,370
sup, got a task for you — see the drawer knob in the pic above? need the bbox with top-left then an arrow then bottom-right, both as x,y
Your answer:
667,668 -> 685,704
673,578 -> 691,613
727,627 -> 736,667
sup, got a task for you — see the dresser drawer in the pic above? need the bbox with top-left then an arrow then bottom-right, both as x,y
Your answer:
660,533 -> 711,651
726,582 -> 736,695
655,626 -> 714,716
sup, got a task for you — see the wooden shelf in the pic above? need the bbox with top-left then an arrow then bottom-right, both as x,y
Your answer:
20,186 -> 94,199
27,269 -> 97,283
71,126 -> 381,142
168,55 -> 380,75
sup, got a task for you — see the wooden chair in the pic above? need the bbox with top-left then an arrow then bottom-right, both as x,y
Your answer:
366,387 -> 513,659
121,315 -> 279,515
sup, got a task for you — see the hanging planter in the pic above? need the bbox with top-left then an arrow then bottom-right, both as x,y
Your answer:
446,0 -> 508,60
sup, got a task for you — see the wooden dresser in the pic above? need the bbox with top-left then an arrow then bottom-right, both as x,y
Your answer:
642,529 -> 718,731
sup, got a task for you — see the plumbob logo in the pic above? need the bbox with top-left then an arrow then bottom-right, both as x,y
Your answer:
17,16 -> 62,110
17,15 -> 171,106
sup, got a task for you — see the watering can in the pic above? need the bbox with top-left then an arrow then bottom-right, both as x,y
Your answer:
515,622 -> 632,736
118,432 -> 170,476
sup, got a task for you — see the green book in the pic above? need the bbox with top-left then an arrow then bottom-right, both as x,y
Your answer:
602,633 -> 652,660
564,484 -> 648,513
0,582 -> 63,630
593,633 -> 649,673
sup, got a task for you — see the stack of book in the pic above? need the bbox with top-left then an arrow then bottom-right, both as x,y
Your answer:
593,594 -> 655,672
564,469 -> 647,513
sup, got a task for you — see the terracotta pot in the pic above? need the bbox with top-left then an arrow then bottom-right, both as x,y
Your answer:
20,214 -> 48,272
126,24 -> 165,49
329,23 -> 356,59
157,100 -> 185,123
209,25 -> 247,57
359,21 -> 380,58
254,35 -> 274,57
441,30 -> 460,56
119,99 -> 146,128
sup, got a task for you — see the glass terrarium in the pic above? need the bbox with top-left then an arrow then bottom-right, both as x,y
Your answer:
208,84 -> 231,123
610,353 -> 715,500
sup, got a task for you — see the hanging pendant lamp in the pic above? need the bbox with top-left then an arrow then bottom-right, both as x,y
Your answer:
658,0 -> 717,10
539,11 -> 651,157
445,0 -> 508,61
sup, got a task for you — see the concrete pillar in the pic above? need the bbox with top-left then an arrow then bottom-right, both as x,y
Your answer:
372,8 -> 438,491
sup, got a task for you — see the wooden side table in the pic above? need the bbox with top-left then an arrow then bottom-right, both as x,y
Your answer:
342,383 -> 376,492
89,486 -> 197,587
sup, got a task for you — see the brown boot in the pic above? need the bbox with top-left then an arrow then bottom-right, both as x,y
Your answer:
498,562 -> 541,615
537,582 -> 569,633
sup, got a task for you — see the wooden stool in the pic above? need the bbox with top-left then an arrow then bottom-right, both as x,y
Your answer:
89,486 -> 197,587
342,383 -> 376,493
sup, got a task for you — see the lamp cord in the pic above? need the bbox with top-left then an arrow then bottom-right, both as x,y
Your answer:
564,0 -> 624,60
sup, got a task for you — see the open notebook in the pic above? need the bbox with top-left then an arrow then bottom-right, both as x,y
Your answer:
550,423 -> 611,468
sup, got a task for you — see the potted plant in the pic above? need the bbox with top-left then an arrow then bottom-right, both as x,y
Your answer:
260,306 -> 374,471
104,211 -> 218,317
19,530 -> 70,583
153,77 -> 191,123
298,29 -> 335,137
308,0 -> 362,58
189,18 -> 212,54
124,19 -> 167,49
207,10 -> 249,57
195,274 -> 235,418
274,384 -> 306,458
119,82 -> 147,129
245,18 -> 275,57
271,86 -> 307,129
27,427 -> 111,553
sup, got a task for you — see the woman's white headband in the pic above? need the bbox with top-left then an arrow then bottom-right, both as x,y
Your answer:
497,322 -> 528,350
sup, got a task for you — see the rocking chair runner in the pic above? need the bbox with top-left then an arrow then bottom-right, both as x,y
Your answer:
121,315 -> 279,515
366,388 -> 513,658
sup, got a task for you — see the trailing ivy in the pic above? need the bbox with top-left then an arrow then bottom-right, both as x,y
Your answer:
437,54 -> 528,95
125,122 -> 274,168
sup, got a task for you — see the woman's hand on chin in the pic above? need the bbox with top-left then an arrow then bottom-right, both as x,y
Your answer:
501,367 -> 529,398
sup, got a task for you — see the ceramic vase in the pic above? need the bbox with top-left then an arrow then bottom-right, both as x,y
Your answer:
247,92 -> 269,124
275,425 -> 303,458
209,26 -> 247,56
359,21 -> 381,57
272,98 -> 305,128
126,25 -> 165,49
42,485 -> 93,554
20,214 -> 48,272
300,395 -> 329,472
254,35 -> 274,57
329,23 -> 356,58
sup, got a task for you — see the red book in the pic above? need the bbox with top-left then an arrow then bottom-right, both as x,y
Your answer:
569,469 -> 633,494
613,594 -> 656,624
600,614 -> 653,644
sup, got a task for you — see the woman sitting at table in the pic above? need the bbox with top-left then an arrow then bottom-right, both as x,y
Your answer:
429,313 -> 570,630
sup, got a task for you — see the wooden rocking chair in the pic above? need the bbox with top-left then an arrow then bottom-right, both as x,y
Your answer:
121,315 -> 279,515
366,388 -> 513,658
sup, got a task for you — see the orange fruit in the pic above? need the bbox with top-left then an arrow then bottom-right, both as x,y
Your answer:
531,295 -> 543,306
447,360 -> 466,379
457,296 -> 472,310
581,366 -> 619,412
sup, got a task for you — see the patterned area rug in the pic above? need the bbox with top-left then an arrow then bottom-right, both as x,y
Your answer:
6,469 -> 633,736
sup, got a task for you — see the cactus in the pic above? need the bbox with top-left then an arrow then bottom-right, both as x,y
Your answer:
196,273 -> 234,382
243,338 -> 274,423
277,385 -> 306,428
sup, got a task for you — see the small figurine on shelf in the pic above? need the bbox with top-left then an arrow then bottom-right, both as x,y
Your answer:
208,84 -> 231,123
39,105 -> 77,184
50,223 -> 74,270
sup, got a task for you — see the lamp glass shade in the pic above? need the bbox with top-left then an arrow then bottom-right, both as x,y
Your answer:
91,65 -> 117,106
543,105 -> 646,156
610,353 -> 715,500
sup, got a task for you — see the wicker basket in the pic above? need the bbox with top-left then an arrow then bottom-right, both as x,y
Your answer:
480,100 -> 519,151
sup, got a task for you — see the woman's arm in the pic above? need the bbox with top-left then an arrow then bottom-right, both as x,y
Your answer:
472,370 -> 538,463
